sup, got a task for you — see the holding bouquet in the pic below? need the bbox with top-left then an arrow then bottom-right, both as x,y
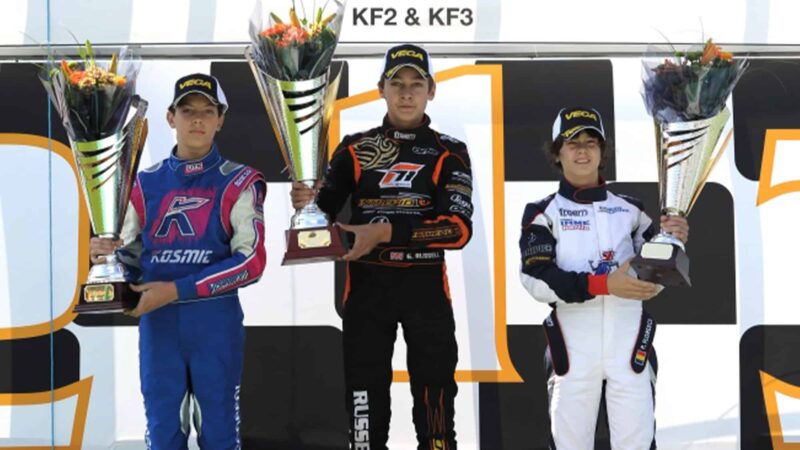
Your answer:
41,41 -> 143,142
632,40 -> 748,286
40,41 -> 148,313
643,39 -> 748,123
249,0 -> 344,80
247,0 -> 348,265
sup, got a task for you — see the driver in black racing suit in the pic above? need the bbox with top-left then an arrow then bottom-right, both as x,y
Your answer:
291,43 -> 473,450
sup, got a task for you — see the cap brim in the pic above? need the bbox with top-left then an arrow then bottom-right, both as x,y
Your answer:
385,63 -> 429,79
171,90 -> 228,113
561,125 -> 605,141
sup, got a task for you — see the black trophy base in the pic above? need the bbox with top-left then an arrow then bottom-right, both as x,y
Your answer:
631,242 -> 691,287
282,224 -> 348,266
74,281 -> 140,314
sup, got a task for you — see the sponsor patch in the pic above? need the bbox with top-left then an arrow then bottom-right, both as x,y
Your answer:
155,196 -> 211,238
358,195 -> 431,209
445,183 -> 472,196
590,250 -> 618,275
209,271 -> 249,294
525,255 -> 553,265
378,163 -> 425,189
412,226 -> 460,241
150,249 -> 213,264
449,193 -> 472,213
392,131 -> 416,140
233,168 -> 253,187
412,146 -> 440,156
179,78 -> 212,90
565,110 -> 598,121
634,350 -> 648,366
439,133 -> 463,144
598,206 -> 628,214
184,162 -> 203,174
559,208 -> 588,217
522,244 -> 554,258
391,49 -> 424,61
451,171 -> 472,184
560,218 -> 590,231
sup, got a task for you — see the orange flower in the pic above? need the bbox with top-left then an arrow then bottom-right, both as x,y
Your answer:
60,60 -> 72,76
69,71 -> 85,85
280,26 -> 308,46
700,40 -> 721,65
260,23 -> 289,38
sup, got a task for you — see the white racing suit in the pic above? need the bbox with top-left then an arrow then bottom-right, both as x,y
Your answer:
519,178 -> 658,450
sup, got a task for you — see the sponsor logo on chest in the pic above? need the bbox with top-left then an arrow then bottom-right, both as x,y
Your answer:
150,249 -> 213,264
184,162 -> 204,175
598,205 -> 629,214
560,218 -> 591,231
377,162 -> 425,189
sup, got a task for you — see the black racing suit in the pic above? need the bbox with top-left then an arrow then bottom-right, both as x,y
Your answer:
317,115 -> 473,450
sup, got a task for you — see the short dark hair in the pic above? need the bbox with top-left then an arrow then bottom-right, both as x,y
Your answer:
377,75 -> 435,91
168,93 -> 225,116
544,129 -> 611,172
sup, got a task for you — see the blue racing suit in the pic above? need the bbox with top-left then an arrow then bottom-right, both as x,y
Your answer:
117,144 -> 266,449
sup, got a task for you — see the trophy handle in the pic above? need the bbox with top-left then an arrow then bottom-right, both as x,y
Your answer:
246,46 -> 293,175
246,47 -> 291,173
686,127 -> 733,213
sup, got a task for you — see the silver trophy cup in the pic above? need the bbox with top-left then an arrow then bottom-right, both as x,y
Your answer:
247,47 -> 347,265
632,107 -> 732,286
73,97 -> 148,313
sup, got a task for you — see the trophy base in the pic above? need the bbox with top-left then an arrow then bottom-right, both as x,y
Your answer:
631,242 -> 691,287
282,224 -> 348,266
74,281 -> 140,314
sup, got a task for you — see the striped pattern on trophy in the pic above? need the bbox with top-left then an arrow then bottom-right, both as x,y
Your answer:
70,97 -> 148,238
657,107 -> 732,217
246,48 -> 341,185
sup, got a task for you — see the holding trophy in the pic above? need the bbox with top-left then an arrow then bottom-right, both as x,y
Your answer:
41,42 -> 148,313
247,0 -> 347,265
632,40 -> 747,286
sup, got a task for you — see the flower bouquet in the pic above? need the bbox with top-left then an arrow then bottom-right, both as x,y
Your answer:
248,0 -> 345,80
40,41 -> 143,142
642,39 -> 748,123
39,41 -> 149,313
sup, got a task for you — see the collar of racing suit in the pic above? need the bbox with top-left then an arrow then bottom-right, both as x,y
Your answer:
167,143 -> 223,177
380,114 -> 435,142
558,176 -> 608,204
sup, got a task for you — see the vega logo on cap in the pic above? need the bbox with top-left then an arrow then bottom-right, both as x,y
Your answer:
565,110 -> 598,121
391,49 -> 425,61
179,79 -> 212,90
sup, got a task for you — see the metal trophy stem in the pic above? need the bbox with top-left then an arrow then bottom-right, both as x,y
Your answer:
73,97 -> 148,313
246,47 -> 347,265
632,108 -> 732,287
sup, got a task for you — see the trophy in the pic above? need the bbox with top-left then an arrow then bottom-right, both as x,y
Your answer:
632,39 -> 747,286
247,0 -> 348,265
631,109 -> 731,286
40,42 -> 147,312
73,98 -> 148,312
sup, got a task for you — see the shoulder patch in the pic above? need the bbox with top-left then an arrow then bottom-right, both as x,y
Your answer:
219,160 -> 245,176
438,132 -> 465,146
521,194 -> 555,227
615,193 -> 646,212
141,161 -> 163,173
